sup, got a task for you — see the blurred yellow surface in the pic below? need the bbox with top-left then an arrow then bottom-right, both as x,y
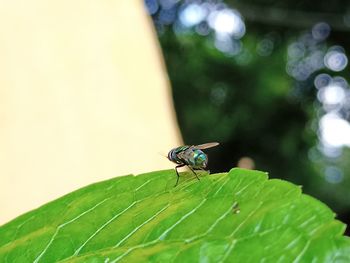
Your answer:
0,1 -> 181,224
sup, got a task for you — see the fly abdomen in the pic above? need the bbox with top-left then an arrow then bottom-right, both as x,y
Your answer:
192,149 -> 208,169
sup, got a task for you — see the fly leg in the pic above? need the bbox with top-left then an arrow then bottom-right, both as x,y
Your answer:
188,166 -> 200,181
174,164 -> 185,187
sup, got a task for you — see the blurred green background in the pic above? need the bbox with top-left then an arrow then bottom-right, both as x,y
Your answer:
144,0 -> 350,234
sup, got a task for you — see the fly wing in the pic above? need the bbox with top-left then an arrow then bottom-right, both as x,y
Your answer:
194,142 -> 219,150
176,147 -> 193,163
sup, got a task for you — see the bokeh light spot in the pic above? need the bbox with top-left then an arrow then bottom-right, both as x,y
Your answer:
179,3 -> 206,27
211,83 -> 228,105
317,84 -> 346,105
319,113 -> 350,148
325,166 -> 344,184
312,22 -> 331,41
159,6 -> 177,25
324,47 -> 348,72
208,9 -> 245,38
214,35 -> 241,55
288,42 -> 305,59
159,0 -> 179,10
257,38 -> 274,56
145,0 -> 159,15
319,144 -> 343,158
314,73 -> 332,89
195,22 -> 210,36
237,157 -> 255,170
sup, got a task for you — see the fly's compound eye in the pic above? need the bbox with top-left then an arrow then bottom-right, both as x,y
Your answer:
167,149 -> 174,161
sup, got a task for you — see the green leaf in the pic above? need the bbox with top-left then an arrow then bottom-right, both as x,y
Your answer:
0,168 -> 349,262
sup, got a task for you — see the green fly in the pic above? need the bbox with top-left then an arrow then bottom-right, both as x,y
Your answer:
167,142 -> 219,186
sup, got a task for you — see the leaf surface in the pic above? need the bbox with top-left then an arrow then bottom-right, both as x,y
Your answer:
0,168 -> 349,262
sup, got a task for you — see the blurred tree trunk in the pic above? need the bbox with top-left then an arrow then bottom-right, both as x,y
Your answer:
0,0 -> 181,224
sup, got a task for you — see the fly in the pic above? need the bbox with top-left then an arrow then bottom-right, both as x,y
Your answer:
167,142 -> 219,186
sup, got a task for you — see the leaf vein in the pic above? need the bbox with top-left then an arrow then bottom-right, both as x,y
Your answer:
33,198 -> 109,263
158,198 -> 207,241
114,203 -> 171,247
73,201 -> 137,256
